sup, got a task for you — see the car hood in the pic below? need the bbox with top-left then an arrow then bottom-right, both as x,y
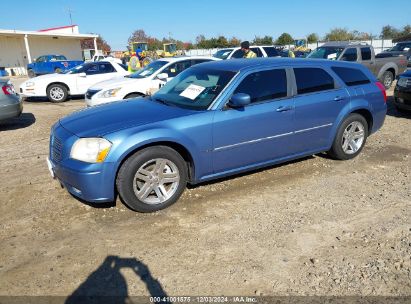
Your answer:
89,76 -> 146,90
28,73 -> 71,83
59,98 -> 195,137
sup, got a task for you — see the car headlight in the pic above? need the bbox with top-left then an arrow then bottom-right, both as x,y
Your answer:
25,81 -> 35,87
397,77 -> 408,87
70,138 -> 112,163
98,87 -> 121,98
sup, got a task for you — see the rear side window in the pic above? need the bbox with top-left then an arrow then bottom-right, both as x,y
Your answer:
361,48 -> 372,61
294,68 -> 335,94
263,47 -> 280,57
234,69 -> 287,103
332,67 -> 371,86
231,49 -> 244,59
98,63 -> 115,73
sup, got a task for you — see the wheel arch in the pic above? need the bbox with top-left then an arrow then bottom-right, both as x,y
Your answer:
123,92 -> 146,99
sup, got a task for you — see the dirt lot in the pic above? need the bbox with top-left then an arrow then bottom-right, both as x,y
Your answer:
0,79 -> 410,299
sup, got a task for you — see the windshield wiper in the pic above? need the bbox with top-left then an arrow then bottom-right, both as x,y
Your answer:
152,96 -> 178,108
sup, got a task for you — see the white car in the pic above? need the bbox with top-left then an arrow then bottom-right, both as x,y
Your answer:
85,56 -> 219,107
213,45 -> 282,60
20,61 -> 129,103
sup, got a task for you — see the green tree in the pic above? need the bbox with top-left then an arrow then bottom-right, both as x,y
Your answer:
228,37 -> 241,47
275,33 -> 294,45
253,35 -> 273,45
380,25 -> 399,39
307,33 -> 319,44
325,28 -> 355,41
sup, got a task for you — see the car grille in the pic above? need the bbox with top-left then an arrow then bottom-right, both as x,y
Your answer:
51,135 -> 63,162
86,89 -> 101,99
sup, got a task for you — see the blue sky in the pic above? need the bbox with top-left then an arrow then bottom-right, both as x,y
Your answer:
2,0 -> 410,50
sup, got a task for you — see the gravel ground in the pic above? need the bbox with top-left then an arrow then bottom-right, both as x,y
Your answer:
0,80 -> 410,299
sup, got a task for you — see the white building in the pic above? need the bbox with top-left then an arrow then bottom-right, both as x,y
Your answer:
0,25 -> 98,76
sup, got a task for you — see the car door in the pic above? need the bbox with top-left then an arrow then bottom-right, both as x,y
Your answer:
212,68 -> 296,173
359,47 -> 376,73
76,62 -> 116,93
292,67 -> 350,153
35,56 -> 47,74
152,60 -> 193,89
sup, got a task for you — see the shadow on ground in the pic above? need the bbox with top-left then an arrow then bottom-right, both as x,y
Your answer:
65,256 -> 169,304
0,113 -> 36,131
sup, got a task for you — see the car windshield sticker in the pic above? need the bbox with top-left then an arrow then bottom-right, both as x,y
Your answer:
327,53 -> 337,60
180,84 -> 206,100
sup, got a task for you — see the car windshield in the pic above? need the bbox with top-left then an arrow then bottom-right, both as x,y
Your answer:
127,60 -> 168,79
213,49 -> 234,60
307,47 -> 345,60
389,43 -> 411,52
151,67 -> 236,110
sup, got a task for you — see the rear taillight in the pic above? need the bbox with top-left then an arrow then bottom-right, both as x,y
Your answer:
2,84 -> 14,95
375,81 -> 387,103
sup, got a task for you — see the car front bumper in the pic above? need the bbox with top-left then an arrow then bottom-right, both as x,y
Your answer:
49,123 -> 117,203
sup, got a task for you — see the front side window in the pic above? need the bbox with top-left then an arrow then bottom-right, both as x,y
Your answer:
263,47 -> 281,57
250,47 -> 263,57
233,69 -> 287,104
152,67 -> 236,110
85,64 -> 99,75
390,43 -> 411,52
294,68 -> 335,94
128,60 -> 168,79
213,49 -> 233,60
341,48 -> 358,62
163,60 -> 192,77
36,56 -> 46,63
331,67 -> 370,86
231,49 -> 244,59
98,63 -> 115,73
361,48 -> 372,61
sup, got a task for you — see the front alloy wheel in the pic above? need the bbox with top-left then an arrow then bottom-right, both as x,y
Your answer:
116,146 -> 187,212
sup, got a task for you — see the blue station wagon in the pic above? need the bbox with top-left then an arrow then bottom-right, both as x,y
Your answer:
48,58 -> 387,212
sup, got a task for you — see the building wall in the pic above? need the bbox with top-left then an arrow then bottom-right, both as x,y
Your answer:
0,35 -> 83,75
28,37 -> 83,61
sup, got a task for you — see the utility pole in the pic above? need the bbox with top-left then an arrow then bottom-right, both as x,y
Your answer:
66,7 -> 74,33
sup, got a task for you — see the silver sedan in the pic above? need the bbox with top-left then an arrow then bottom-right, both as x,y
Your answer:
0,78 -> 22,122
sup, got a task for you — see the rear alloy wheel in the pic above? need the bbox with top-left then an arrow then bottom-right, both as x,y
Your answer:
381,71 -> 394,89
46,84 -> 68,103
329,114 -> 368,160
116,146 -> 187,212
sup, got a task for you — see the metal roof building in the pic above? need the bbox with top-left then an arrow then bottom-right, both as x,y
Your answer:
0,25 -> 98,76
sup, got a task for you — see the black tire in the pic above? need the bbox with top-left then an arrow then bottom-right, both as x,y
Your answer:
328,113 -> 368,160
27,69 -> 35,78
116,146 -> 188,213
381,71 -> 394,89
46,84 -> 68,103
55,68 -> 62,74
124,93 -> 144,99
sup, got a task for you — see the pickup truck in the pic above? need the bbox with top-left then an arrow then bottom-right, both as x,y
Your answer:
27,55 -> 84,78
307,42 -> 408,88
376,41 -> 411,67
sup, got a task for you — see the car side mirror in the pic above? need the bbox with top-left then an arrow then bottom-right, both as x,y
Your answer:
78,72 -> 87,77
228,93 -> 251,108
157,73 -> 169,80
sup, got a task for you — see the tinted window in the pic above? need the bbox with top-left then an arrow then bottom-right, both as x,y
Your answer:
98,63 -> 115,73
361,47 -> 372,61
234,69 -> 287,103
341,48 -> 358,62
250,47 -> 263,57
294,68 -> 335,94
331,67 -> 370,86
263,47 -> 281,57
163,60 -> 192,77
85,64 -> 99,75
231,49 -> 244,59
192,59 -> 212,64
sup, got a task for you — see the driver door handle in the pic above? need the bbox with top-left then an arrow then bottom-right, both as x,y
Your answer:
334,96 -> 345,102
276,105 -> 293,112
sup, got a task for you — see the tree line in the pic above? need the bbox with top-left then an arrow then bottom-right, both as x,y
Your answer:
84,24 -> 411,53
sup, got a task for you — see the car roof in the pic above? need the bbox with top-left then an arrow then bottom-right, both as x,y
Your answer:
157,56 -> 218,63
193,57 -> 365,72
321,41 -> 370,47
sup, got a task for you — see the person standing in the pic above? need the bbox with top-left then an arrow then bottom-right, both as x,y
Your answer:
240,41 -> 257,58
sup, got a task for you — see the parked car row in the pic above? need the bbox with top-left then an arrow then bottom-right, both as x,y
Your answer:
47,58 -> 387,212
